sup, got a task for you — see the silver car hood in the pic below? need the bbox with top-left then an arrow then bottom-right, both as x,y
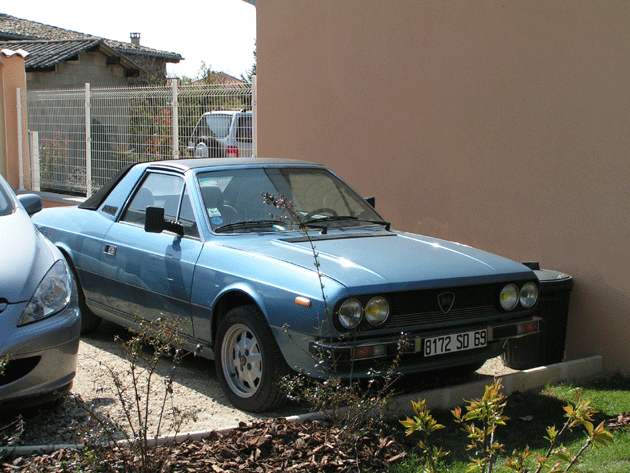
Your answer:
235,230 -> 533,290
0,209 -> 55,303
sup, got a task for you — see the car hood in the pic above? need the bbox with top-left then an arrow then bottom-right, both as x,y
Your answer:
229,230 -> 533,291
0,209 -> 56,303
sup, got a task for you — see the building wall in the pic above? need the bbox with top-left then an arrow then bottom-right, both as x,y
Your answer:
26,50 -> 129,90
0,51 -> 29,188
256,1 -> 630,373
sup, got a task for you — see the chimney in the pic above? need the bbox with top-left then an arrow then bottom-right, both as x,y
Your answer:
130,33 -> 140,45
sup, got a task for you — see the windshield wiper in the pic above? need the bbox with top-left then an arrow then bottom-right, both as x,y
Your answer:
304,216 -> 391,233
304,215 -> 358,225
214,219 -> 282,233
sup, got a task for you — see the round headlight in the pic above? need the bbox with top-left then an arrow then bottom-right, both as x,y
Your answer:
520,282 -> 539,309
365,296 -> 389,326
500,284 -> 519,310
338,299 -> 362,329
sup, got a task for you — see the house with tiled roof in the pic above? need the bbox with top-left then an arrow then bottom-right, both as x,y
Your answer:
0,13 -> 182,89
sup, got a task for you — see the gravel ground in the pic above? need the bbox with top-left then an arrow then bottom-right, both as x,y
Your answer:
6,320 -> 518,448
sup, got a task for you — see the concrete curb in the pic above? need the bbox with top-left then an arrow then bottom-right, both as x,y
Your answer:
5,356 -> 603,457
382,355 -> 603,418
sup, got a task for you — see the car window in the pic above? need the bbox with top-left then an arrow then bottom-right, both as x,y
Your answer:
120,172 -> 184,226
178,186 -> 199,239
0,184 -> 13,217
236,115 -> 252,143
197,114 -> 232,139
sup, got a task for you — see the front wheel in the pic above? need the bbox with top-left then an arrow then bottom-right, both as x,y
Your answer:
215,305 -> 288,412
63,253 -> 101,334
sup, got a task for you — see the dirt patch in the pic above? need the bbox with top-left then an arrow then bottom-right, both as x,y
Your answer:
5,320 -> 517,448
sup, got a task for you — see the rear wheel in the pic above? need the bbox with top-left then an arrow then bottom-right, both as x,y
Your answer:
215,305 -> 287,412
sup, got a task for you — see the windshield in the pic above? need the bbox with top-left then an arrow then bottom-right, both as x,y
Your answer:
197,167 -> 384,233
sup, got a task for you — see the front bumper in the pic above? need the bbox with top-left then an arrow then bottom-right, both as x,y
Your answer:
304,316 -> 541,378
0,297 -> 81,409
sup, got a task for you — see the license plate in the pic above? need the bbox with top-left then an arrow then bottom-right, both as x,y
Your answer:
417,329 -> 488,357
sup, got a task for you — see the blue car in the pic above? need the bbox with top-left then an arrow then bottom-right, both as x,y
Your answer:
0,175 -> 80,409
32,158 -> 540,412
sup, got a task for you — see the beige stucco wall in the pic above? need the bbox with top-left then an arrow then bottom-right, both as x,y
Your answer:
256,1 -> 630,373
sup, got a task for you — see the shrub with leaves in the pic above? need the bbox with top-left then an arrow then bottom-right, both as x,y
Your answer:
75,316 -> 201,473
401,379 -> 614,473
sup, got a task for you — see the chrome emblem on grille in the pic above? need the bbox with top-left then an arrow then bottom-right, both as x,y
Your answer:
438,292 -> 455,314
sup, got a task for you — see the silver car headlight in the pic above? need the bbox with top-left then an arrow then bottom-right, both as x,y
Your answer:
338,299 -> 362,329
365,296 -> 389,326
18,259 -> 73,326
499,284 -> 519,311
519,282 -> 539,308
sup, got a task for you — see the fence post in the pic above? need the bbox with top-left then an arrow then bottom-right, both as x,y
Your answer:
172,81 -> 180,159
16,88 -> 25,190
31,131 -> 40,192
85,83 -> 92,197
252,75 -> 257,158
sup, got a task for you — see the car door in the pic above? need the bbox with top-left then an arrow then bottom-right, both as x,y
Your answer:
99,171 -> 202,336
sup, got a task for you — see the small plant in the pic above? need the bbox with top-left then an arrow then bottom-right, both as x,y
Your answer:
452,380 -> 508,472
401,379 -> 614,473
400,399 -> 449,473
75,316 -> 200,473
263,192 -> 405,436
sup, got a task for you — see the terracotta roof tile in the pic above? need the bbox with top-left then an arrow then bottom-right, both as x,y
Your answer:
0,13 -> 182,62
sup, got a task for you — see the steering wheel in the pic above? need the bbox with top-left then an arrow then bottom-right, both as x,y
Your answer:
305,207 -> 338,220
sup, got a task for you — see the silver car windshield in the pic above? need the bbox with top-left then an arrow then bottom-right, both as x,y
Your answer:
197,167 -> 384,233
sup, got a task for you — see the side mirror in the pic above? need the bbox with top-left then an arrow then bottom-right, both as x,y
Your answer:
145,206 -> 184,236
365,196 -> 376,208
17,194 -> 43,216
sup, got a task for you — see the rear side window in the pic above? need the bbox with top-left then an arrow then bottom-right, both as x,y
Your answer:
120,173 -> 184,226
236,115 -> 252,142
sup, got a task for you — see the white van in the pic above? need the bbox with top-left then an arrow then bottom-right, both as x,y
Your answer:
187,110 -> 253,158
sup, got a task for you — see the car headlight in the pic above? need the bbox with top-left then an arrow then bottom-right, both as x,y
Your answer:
499,284 -> 519,311
18,260 -> 73,326
338,299 -> 362,329
365,296 -> 389,326
519,282 -> 539,308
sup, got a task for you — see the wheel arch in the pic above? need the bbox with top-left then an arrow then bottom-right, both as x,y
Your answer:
211,289 -> 260,343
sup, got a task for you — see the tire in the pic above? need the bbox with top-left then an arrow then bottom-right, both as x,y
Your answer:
196,138 -> 224,158
63,254 -> 101,334
215,305 -> 288,412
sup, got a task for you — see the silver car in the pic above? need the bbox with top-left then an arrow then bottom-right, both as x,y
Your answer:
0,175 -> 80,409
187,110 -> 253,158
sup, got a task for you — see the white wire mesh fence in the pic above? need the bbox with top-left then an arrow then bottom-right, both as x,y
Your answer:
27,82 -> 253,196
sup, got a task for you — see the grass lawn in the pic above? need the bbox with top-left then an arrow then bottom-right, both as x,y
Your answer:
390,373 -> 630,473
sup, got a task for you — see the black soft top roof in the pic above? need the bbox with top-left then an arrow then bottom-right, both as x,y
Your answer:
78,164 -> 133,211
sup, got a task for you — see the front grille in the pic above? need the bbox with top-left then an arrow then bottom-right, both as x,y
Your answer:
385,283 -> 525,329
388,304 -> 501,327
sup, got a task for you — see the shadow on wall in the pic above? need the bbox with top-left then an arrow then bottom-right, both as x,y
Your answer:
564,270 -> 630,374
